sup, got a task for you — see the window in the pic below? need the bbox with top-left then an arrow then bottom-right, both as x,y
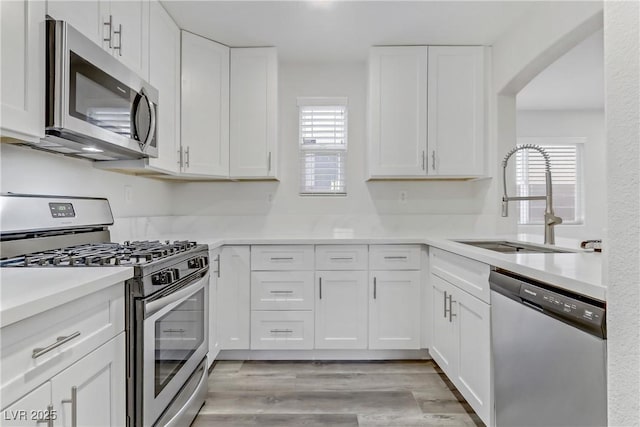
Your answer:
516,137 -> 584,225
298,97 -> 348,195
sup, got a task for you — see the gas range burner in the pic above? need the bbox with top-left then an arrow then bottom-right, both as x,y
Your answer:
0,240 -> 199,268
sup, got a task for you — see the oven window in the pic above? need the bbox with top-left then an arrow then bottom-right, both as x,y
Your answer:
69,51 -> 133,137
154,287 -> 205,397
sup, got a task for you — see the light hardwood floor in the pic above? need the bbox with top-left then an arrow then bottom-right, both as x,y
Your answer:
193,360 -> 484,427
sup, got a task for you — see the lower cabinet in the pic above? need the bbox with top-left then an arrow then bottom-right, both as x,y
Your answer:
250,311 -> 314,350
217,246 -> 251,349
52,333 -> 126,427
430,273 -> 491,425
1,382 -> 52,427
208,248 -> 221,366
315,271 -> 368,349
368,270 -> 421,350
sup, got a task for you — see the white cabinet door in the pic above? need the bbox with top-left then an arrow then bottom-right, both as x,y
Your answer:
368,270 -> 421,349
148,1 -> 180,173
453,286 -> 491,425
429,275 -> 457,374
1,382 -> 51,427
217,246 -> 250,349
181,31 -> 230,177
427,46 -> 485,176
208,248 -> 221,366
368,46 -> 428,178
1,0 -> 45,143
229,48 -> 278,179
315,271 -> 368,349
46,0 -> 107,48
109,0 -> 149,80
51,333 -> 126,427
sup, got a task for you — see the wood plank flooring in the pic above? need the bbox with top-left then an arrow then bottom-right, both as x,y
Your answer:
193,360 -> 484,427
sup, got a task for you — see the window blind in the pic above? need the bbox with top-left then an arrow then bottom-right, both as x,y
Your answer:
516,142 -> 583,224
298,102 -> 347,195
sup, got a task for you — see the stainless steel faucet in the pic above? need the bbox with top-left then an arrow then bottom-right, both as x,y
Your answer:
501,144 -> 563,245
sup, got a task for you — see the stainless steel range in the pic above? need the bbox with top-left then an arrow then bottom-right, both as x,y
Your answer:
0,194 -> 209,427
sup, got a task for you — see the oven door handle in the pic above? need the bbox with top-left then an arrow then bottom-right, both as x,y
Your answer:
144,272 -> 209,318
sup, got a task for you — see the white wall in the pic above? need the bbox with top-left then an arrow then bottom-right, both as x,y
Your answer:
169,62 -> 497,238
604,1 -> 640,425
0,144 -> 175,240
516,110 -> 605,239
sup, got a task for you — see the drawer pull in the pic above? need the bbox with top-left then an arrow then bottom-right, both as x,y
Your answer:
270,329 -> 293,333
61,386 -> 77,427
329,257 -> 354,261
35,404 -> 54,427
319,277 -> 322,299
384,256 -> 408,260
373,277 -> 377,299
163,328 -> 186,333
270,257 -> 294,261
270,290 -> 293,294
32,331 -> 81,359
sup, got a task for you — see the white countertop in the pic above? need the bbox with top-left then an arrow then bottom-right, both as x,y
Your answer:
0,267 -> 133,328
202,235 -> 605,301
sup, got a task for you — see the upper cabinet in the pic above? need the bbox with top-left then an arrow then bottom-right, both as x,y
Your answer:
367,46 -> 486,179
181,31 -> 230,177
230,48 -> 278,179
147,1 -> 181,174
46,0 -> 150,80
1,0 -> 45,143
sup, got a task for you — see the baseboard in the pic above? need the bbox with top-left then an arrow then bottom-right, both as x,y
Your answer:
216,349 -> 431,361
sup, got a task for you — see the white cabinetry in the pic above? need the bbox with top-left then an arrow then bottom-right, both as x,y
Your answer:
0,284 -> 125,427
217,246 -> 250,349
147,1 -> 181,174
181,31 -> 230,177
230,48 -> 278,179
208,248 -> 221,366
46,0 -> 149,79
429,248 -> 491,426
367,46 -> 485,179
1,383 -> 52,427
1,0 -> 45,143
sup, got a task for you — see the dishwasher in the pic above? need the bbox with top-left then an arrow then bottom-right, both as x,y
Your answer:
490,269 -> 607,427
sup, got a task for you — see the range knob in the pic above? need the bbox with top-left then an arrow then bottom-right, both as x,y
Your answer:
151,269 -> 178,286
187,256 -> 208,269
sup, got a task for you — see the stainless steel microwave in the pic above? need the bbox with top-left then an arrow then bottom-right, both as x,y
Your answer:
40,19 -> 158,161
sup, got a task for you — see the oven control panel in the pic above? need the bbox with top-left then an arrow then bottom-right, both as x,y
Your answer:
48,202 -> 75,218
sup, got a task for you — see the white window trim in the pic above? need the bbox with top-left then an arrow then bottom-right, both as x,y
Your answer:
298,97 -> 348,196
516,136 -> 586,226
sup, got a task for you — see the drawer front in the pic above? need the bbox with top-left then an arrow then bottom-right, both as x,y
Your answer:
315,245 -> 368,270
430,247 -> 490,303
251,311 -> 314,350
0,284 -> 125,407
251,271 -> 314,310
369,245 -> 421,270
251,245 -> 314,271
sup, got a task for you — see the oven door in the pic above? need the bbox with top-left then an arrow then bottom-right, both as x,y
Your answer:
140,272 -> 209,427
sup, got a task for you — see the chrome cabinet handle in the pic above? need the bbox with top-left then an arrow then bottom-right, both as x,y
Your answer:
32,331 -> 81,358
330,257 -> 353,261
177,148 -> 183,167
319,277 -> 322,299
373,277 -> 377,299
103,15 -> 113,48
448,294 -> 456,322
432,150 -> 436,170
384,256 -> 407,260
270,329 -> 293,333
35,404 -> 54,427
185,146 -> 190,167
270,290 -> 293,294
163,328 -> 186,333
267,152 -> 272,172
422,150 -> 426,170
61,386 -> 77,427
113,24 -> 122,56
270,257 -> 293,261
443,291 -> 449,318
216,254 -> 221,278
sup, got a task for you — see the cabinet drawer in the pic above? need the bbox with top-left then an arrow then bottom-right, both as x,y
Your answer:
0,284 -> 124,407
430,247 -> 490,303
251,245 -> 314,270
251,271 -> 314,310
369,245 -> 421,270
251,311 -> 314,350
315,245 -> 368,270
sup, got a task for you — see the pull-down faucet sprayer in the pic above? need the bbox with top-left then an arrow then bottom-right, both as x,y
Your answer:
501,144 -> 562,245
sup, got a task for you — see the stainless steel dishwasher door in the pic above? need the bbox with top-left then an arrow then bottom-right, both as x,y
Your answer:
492,290 -> 607,427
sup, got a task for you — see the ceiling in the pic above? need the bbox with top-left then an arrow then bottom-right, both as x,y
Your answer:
517,30 -> 604,110
161,1 -> 541,63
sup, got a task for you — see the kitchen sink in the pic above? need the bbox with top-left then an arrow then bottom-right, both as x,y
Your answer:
454,240 -> 575,254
